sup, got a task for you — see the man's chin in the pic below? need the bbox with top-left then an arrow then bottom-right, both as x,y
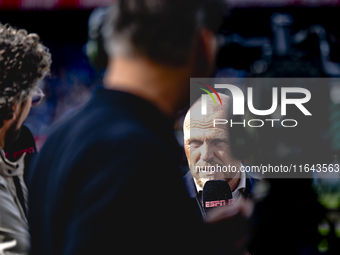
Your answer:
194,176 -> 215,189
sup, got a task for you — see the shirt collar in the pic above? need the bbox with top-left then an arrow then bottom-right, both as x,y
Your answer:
235,170 -> 246,192
0,149 -> 25,177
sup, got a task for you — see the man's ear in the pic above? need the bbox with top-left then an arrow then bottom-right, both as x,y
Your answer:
193,28 -> 218,76
200,28 -> 218,68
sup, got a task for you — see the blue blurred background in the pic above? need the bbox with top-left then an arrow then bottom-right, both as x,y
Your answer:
2,0 -> 340,150
3,0 -> 340,253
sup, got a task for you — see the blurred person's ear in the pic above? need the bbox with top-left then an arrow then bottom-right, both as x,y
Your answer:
5,100 -> 26,125
201,28 -> 218,67
192,28 -> 218,77
9,103 -> 20,121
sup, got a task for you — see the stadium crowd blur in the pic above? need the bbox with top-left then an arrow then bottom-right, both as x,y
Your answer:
1,0 -> 340,254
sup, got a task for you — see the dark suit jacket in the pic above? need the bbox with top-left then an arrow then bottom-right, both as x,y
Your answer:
27,88 -> 229,255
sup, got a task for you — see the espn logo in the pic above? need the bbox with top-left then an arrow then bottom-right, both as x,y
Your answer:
205,199 -> 233,208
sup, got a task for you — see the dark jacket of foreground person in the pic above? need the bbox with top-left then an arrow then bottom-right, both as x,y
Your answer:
27,88 -> 231,255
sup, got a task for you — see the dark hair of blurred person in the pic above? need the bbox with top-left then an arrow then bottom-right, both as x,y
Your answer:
103,0 -> 223,66
0,24 -> 50,131
27,1 -> 252,255
0,23 -> 51,254
101,0 -> 225,116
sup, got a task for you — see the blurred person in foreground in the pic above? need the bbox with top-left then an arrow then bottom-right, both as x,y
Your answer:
0,23 -> 51,254
28,1 -> 253,255
183,93 -> 258,213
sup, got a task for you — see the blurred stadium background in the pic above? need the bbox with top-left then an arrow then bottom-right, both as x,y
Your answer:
1,0 -> 339,148
2,0 -> 340,253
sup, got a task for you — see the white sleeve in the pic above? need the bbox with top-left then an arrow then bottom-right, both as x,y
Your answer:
0,178 -> 29,255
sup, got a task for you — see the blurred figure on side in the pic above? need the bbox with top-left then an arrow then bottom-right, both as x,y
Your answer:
0,23 -> 51,254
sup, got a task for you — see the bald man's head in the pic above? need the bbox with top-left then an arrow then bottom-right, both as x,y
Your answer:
184,93 -> 230,135
183,93 -> 241,188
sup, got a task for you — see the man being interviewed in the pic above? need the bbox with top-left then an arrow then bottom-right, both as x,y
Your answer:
183,93 -> 258,216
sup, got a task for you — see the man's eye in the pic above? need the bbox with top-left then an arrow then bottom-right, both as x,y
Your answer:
212,139 -> 226,145
190,140 -> 203,147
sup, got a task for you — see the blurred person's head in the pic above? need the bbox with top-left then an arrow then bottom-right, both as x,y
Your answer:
103,0 -> 224,66
183,93 -> 242,190
0,23 -> 51,148
102,0 -> 226,118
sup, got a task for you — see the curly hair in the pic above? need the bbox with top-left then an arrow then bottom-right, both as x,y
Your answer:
0,23 -> 51,127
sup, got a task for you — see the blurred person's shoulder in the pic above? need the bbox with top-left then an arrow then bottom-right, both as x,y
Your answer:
40,87 -> 178,157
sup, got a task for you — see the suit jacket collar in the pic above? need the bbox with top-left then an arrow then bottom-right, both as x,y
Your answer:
183,170 -> 258,199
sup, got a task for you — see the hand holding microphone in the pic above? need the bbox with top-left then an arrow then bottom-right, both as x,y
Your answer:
202,179 -> 253,218
202,179 -> 233,213
202,180 -> 254,255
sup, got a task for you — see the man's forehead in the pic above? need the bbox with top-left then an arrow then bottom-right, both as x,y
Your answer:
183,93 -> 230,136
186,127 -> 229,140
189,117 -> 228,129
184,110 -> 227,130
190,104 -> 226,119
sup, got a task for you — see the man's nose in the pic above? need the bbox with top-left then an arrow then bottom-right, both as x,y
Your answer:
200,142 -> 214,162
